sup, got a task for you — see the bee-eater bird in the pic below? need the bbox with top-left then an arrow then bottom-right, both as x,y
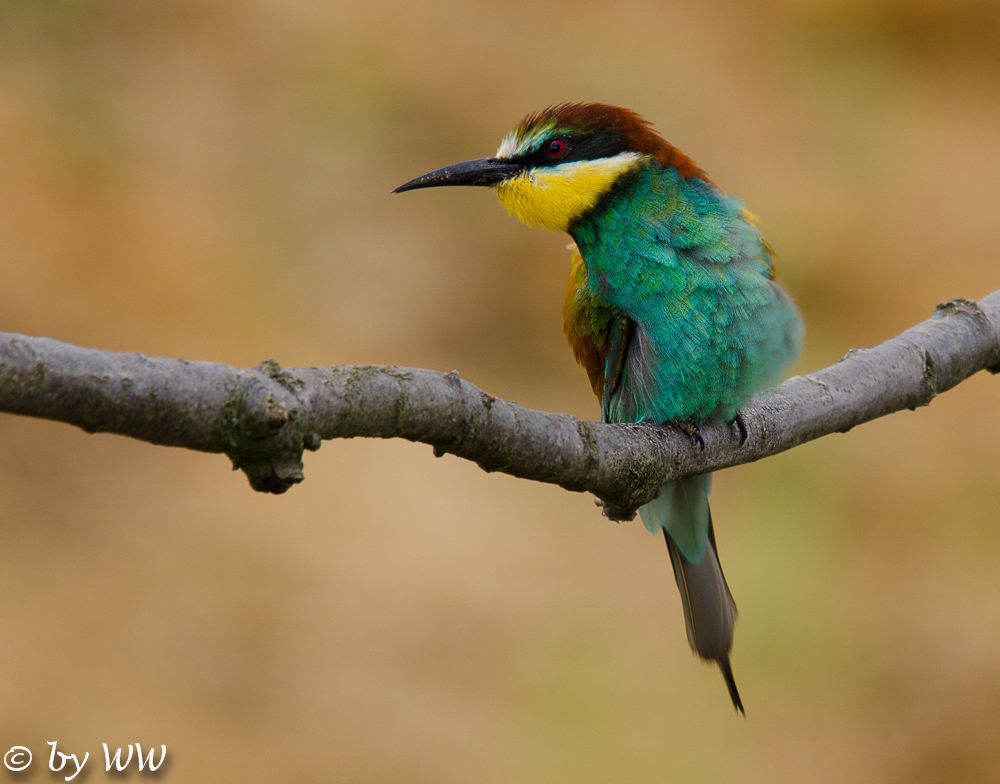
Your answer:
394,103 -> 803,712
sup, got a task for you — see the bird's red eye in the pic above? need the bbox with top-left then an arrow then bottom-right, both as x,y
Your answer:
546,138 -> 568,158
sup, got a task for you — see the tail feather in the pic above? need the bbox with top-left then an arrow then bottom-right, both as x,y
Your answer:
717,656 -> 744,715
664,520 -> 744,714
641,475 -> 744,713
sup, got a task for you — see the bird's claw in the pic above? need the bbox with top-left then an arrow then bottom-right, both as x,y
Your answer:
731,412 -> 748,446
677,420 -> 705,452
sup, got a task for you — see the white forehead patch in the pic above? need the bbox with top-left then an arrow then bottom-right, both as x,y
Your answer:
496,119 -> 557,160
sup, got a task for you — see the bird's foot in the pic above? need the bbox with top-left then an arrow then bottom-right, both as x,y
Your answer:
677,420 -> 705,452
730,412 -> 748,446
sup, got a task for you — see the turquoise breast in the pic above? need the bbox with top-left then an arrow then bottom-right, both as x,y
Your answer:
570,165 -> 803,424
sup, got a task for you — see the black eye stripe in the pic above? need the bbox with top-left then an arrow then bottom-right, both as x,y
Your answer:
524,131 -> 628,168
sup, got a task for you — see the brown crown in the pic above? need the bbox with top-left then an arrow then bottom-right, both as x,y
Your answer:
518,102 -> 707,180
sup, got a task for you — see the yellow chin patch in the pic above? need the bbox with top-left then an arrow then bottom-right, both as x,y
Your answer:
495,153 -> 645,232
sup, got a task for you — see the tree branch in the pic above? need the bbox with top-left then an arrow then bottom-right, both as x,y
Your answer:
2,291 -> 998,520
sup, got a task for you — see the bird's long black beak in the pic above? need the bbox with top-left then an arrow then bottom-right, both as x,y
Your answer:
393,157 -> 522,193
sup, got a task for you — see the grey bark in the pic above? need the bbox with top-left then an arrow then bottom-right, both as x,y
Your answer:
1,291 -> 998,520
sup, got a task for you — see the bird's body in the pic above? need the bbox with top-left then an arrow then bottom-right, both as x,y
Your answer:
395,103 -> 803,712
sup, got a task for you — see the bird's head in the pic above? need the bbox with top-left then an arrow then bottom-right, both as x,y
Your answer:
393,102 -> 706,233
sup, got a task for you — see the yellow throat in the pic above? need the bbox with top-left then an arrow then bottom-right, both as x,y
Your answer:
495,153 -> 645,232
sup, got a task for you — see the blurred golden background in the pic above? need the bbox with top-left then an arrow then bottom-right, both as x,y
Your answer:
1,1 -> 999,781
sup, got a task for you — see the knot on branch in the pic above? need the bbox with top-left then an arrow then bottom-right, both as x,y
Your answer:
935,296 -> 1000,375
591,422 -> 690,522
222,359 -> 322,494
